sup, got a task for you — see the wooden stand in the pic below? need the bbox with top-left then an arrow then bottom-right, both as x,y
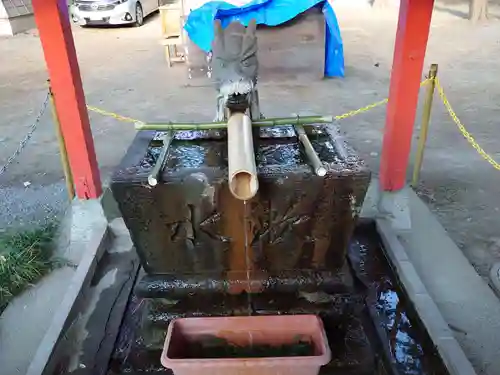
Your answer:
159,1 -> 186,67
161,37 -> 184,67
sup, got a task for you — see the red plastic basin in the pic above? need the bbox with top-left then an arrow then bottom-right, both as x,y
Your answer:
161,315 -> 331,375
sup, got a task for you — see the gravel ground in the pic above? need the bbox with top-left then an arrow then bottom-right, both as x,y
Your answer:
1,1 -> 500,282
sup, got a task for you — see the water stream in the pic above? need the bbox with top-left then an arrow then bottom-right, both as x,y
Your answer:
243,200 -> 253,316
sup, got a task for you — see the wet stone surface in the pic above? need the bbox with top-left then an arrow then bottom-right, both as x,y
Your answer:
135,268 -> 354,298
140,125 -> 359,174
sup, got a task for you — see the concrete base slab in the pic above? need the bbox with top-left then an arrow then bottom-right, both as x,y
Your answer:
361,180 -> 412,231
376,184 -> 412,231
399,190 -> 500,375
0,267 -> 75,375
55,198 -> 108,265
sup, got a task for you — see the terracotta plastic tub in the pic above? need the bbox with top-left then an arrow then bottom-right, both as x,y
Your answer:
161,315 -> 331,375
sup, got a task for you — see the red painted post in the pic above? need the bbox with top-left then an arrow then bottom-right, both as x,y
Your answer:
32,0 -> 102,199
379,0 -> 434,191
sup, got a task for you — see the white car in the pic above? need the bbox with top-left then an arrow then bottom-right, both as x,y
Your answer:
70,0 -> 159,27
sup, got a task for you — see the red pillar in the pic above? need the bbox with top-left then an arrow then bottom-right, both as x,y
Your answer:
379,0 -> 434,191
32,0 -> 102,199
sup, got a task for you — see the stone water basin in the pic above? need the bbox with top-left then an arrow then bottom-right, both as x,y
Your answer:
111,124 -> 371,286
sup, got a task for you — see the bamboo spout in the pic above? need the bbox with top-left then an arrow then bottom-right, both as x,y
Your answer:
227,113 -> 259,200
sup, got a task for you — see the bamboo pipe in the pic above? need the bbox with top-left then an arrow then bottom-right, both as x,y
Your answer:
227,113 -> 259,201
294,124 -> 327,177
135,115 -> 334,131
148,131 -> 174,186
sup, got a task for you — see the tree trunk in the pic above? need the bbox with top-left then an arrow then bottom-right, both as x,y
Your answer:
470,0 -> 488,22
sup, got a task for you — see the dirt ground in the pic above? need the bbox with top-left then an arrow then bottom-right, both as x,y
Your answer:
1,1 -> 500,282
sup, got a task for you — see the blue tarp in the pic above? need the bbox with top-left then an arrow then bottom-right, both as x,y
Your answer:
184,0 -> 344,77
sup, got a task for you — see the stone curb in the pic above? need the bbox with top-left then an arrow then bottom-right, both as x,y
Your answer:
376,218 -> 477,375
25,211 -> 110,375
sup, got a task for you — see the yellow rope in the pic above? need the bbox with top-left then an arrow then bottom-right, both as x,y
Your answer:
86,105 -> 144,124
434,77 -> 500,171
87,77 -> 498,171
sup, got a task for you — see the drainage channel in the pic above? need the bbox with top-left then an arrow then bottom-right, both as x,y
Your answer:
103,220 -> 449,375
348,221 -> 448,375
